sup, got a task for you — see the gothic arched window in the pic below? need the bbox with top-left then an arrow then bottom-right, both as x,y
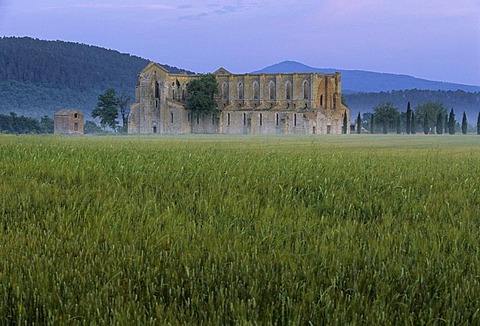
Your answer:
285,81 -> 292,100
303,80 -> 309,100
269,81 -> 275,101
237,82 -> 244,100
222,82 -> 229,101
253,81 -> 260,100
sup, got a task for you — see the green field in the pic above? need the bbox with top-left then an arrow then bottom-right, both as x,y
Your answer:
1,134 -> 479,324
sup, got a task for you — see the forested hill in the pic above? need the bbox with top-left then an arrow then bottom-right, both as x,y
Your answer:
0,37 -> 193,118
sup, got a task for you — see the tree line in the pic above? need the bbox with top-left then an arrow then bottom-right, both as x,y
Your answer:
0,112 -> 53,134
355,101 -> 480,135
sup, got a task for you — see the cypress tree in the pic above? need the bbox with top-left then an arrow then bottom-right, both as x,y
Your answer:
342,110 -> 348,134
423,112 -> 429,134
461,111 -> 467,134
448,108 -> 455,135
370,114 -> 375,134
477,111 -> 480,135
436,113 -> 443,134
406,101 -> 411,134
396,116 -> 401,134
444,114 -> 449,134
411,112 -> 416,134
356,112 -> 362,134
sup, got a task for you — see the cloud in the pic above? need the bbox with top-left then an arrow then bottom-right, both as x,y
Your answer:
177,1 -> 245,20
55,3 -> 174,11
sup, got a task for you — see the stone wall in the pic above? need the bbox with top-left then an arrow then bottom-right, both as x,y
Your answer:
128,63 -> 349,135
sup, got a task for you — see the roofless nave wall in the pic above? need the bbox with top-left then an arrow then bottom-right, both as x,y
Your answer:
128,63 -> 349,135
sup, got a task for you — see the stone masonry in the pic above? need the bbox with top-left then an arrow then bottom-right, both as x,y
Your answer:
54,109 -> 84,134
128,63 -> 349,135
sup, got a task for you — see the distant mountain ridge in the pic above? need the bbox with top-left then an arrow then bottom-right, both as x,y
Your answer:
253,61 -> 480,93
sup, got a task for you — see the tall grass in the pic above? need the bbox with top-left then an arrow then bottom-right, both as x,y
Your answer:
1,134 -> 479,324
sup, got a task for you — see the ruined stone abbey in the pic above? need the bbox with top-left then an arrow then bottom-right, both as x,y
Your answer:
128,62 -> 349,135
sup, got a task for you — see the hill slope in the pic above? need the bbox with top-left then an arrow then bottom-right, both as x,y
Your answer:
254,61 -> 480,93
0,37 -> 193,119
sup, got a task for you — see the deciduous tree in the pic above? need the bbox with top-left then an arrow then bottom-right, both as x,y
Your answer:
117,92 -> 132,133
92,88 -> 118,130
414,101 -> 447,134
373,102 -> 400,134
185,74 -> 219,115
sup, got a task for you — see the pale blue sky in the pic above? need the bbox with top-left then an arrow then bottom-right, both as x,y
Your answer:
1,0 -> 479,85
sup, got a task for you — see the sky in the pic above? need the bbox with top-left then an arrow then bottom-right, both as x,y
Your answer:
1,0 -> 479,85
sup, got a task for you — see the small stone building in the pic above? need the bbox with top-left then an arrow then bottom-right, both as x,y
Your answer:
54,109 -> 84,134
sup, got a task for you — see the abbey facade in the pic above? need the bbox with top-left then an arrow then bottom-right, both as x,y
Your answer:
128,62 -> 349,135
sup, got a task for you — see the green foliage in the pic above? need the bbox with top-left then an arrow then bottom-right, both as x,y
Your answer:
436,113 -> 443,135
356,112 -> 361,134
345,89 -> 480,125
448,108 -> 456,135
477,112 -> 480,135
423,112 -> 429,134
414,101 -> 447,134
372,102 -> 400,134
92,89 -> 119,130
84,120 -> 104,134
39,115 -> 54,133
342,111 -> 348,134
117,92 -> 132,133
0,112 -> 52,134
462,112 -> 468,134
406,101 -> 412,134
185,74 -> 219,115
411,112 -> 416,134
370,114 -> 375,134
0,135 -> 479,324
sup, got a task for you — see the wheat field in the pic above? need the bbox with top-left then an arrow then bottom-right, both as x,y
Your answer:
1,134 -> 479,324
